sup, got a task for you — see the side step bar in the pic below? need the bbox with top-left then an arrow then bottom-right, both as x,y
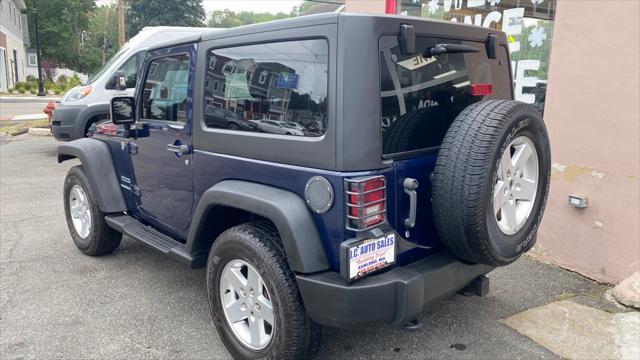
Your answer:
105,214 -> 207,268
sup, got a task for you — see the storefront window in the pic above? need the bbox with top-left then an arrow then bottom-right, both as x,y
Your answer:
398,0 -> 556,114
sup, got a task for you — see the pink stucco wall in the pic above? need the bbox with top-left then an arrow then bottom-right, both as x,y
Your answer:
533,0 -> 640,283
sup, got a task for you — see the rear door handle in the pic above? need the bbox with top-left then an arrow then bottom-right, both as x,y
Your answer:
166,143 -> 190,155
403,178 -> 419,229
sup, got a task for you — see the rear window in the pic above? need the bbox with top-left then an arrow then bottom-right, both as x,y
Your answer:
380,35 -> 511,156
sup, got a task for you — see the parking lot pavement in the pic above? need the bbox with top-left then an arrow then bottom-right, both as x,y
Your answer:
0,99 -> 52,121
0,135 -> 615,359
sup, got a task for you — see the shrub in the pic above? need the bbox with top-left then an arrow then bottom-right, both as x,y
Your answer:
56,74 -> 68,84
14,81 -> 27,90
29,88 -> 37,95
44,80 -> 55,90
7,88 -> 15,93
17,88 -> 26,94
26,75 -> 37,82
54,88 -> 63,95
69,76 -> 81,88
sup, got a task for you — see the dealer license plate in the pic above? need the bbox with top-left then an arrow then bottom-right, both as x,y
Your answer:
348,234 -> 396,280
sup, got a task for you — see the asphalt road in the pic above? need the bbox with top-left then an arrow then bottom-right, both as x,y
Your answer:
0,135 -> 614,359
0,98 -> 55,120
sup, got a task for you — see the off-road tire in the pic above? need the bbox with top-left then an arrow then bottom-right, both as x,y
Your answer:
432,100 -> 551,266
206,222 -> 321,359
63,165 -> 122,255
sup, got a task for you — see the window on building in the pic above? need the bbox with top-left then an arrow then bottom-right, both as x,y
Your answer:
258,70 -> 268,84
27,54 -> 37,67
209,56 -> 217,70
141,54 -> 190,123
222,61 -> 235,73
397,0 -> 556,115
203,39 -> 328,137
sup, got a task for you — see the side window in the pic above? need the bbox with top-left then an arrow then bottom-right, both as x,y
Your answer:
141,54 -> 190,123
116,54 -> 140,89
203,39 -> 329,137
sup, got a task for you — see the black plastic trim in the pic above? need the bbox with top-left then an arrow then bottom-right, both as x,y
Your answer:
57,138 -> 127,213
296,250 -> 493,328
186,180 -> 330,273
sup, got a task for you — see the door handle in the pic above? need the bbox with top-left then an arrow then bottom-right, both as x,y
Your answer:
403,178 -> 419,229
166,143 -> 190,155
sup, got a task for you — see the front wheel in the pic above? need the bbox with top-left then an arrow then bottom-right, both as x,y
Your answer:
63,165 -> 121,255
206,222 -> 320,359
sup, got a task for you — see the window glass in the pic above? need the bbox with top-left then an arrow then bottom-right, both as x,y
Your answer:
117,53 -> 139,88
380,36 -> 510,155
204,39 -> 328,137
141,54 -> 190,123
397,0 -> 556,115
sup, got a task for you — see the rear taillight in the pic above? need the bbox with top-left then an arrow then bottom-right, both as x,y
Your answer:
345,176 -> 386,231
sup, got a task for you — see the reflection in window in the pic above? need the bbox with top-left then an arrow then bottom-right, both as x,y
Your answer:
380,36 -> 510,155
204,39 -> 329,137
141,54 -> 190,123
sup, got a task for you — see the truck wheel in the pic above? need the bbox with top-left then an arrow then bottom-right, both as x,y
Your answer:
432,100 -> 551,266
206,222 -> 320,359
63,165 -> 121,255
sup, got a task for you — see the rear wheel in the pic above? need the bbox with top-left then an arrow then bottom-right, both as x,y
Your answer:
206,222 -> 320,359
432,100 -> 551,266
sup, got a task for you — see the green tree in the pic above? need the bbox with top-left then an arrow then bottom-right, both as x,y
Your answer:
126,0 -> 206,38
24,0 -> 96,73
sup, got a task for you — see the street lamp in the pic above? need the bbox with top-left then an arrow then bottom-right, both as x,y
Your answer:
32,0 -> 46,96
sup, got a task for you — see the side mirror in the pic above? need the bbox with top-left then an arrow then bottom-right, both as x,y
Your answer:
110,96 -> 136,125
107,71 -> 128,90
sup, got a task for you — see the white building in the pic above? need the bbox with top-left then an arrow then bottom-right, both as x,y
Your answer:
0,0 -> 29,92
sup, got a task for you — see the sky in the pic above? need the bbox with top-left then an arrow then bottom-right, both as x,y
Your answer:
95,1 -> 304,15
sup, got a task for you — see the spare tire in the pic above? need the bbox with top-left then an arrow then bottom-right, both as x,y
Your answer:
432,100 -> 551,266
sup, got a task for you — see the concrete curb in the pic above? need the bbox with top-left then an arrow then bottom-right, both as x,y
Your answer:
27,128 -> 52,136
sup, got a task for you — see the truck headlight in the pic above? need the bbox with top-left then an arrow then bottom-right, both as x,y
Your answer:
65,86 -> 92,102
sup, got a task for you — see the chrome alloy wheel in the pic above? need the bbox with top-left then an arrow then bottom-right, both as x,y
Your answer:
220,259 -> 274,350
69,184 -> 92,238
493,136 -> 539,235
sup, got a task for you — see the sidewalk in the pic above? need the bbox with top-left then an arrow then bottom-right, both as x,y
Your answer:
0,113 -> 48,122
0,95 -> 62,102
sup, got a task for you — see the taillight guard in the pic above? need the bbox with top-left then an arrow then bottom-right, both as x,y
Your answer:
345,175 -> 387,231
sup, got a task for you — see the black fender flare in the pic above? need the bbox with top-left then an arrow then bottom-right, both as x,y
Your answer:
57,138 -> 127,213
187,180 -> 330,274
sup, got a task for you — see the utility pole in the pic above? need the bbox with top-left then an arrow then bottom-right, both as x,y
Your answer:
102,6 -> 110,64
117,0 -> 125,47
32,0 -> 45,96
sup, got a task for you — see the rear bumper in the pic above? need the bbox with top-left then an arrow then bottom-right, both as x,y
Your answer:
296,250 -> 493,329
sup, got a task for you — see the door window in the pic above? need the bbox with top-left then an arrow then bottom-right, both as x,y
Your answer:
140,54 -> 190,123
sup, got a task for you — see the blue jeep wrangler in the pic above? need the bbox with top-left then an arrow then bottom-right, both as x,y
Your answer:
58,13 -> 551,359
